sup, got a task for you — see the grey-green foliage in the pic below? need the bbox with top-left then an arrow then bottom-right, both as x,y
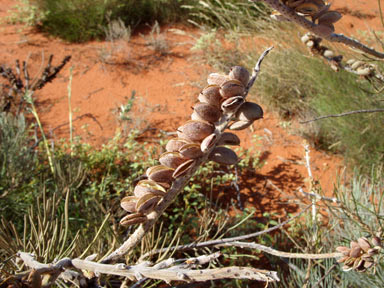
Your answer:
256,48 -> 384,169
273,166 -> 384,288
0,113 -> 38,221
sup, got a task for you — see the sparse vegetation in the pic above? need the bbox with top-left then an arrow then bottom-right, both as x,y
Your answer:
1,0 -> 384,287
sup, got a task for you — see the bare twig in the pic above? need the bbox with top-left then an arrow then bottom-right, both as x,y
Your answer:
102,48 -> 273,264
18,252 -> 279,283
255,0 -> 384,58
300,108 -> 384,123
216,241 -> 342,259
139,204 -> 311,260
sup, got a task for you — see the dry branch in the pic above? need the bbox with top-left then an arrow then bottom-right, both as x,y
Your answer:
256,0 -> 384,58
140,204 -> 311,260
300,108 -> 384,123
18,252 -> 279,283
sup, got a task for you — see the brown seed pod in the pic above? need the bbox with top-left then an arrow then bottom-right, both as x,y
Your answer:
207,73 -> 229,86
192,103 -> 222,123
317,10 -> 342,25
295,2 -> 319,15
121,196 -> 138,213
166,138 -> 191,152
159,152 -> 189,169
173,159 -> 195,178
313,23 -> 334,36
336,246 -> 351,256
221,96 -> 245,113
120,213 -> 147,226
356,67 -> 372,76
358,237 -> 371,252
235,101 -> 263,122
177,120 -> 215,142
209,147 -> 238,165
217,132 -> 240,146
134,180 -> 167,198
219,80 -> 245,99
179,143 -> 204,158
349,246 -> 362,258
371,236 -> 381,247
146,165 -> 174,184
229,66 -> 250,87
229,120 -> 253,131
198,85 -> 223,108
200,133 -> 217,153
323,49 -> 334,58
337,255 -> 349,263
136,194 -> 162,214
353,258 -> 364,270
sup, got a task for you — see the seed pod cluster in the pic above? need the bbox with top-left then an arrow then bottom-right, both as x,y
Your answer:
336,236 -> 382,273
120,65 -> 264,226
273,1 -> 342,36
301,33 -> 343,71
346,59 -> 376,77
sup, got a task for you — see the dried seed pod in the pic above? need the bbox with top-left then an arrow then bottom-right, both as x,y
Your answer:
347,59 -> 356,65
336,246 -> 351,256
220,80 -> 245,99
217,132 -> 240,146
136,194 -> 162,214
367,248 -> 379,256
356,67 -> 372,76
146,165 -> 174,184
221,96 -> 245,113
209,147 -> 238,165
192,103 -> 222,123
159,152 -> 189,169
200,133 -> 217,153
178,120 -> 215,142
121,196 -> 138,213
337,255 -> 349,263
207,73 -> 229,86
349,246 -> 362,258
235,102 -> 263,122
317,11 -> 342,25
179,143 -> 204,158
229,66 -> 250,87
358,237 -> 371,252
173,159 -> 195,178
229,120 -> 253,131
198,85 -> 223,108
120,213 -> 147,226
323,49 -> 334,57
134,180 -> 166,198
371,236 -> 381,247
353,258 -> 364,270
295,2 -> 319,15
166,138 -> 191,152
351,60 -> 364,70
313,23 -> 334,36
364,261 -> 374,269
306,40 -> 314,48
301,33 -> 311,43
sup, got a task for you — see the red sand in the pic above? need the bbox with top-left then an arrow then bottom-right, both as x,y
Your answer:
1,0 -> 382,215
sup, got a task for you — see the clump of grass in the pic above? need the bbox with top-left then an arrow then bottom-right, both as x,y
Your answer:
17,0 -> 195,42
184,0 -> 270,32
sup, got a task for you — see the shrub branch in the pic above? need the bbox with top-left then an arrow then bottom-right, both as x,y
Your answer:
300,108 -> 384,123
102,47 -> 274,264
255,0 -> 384,58
17,252 -> 280,283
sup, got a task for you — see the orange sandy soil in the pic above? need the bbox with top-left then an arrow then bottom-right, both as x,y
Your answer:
0,0 -> 382,216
